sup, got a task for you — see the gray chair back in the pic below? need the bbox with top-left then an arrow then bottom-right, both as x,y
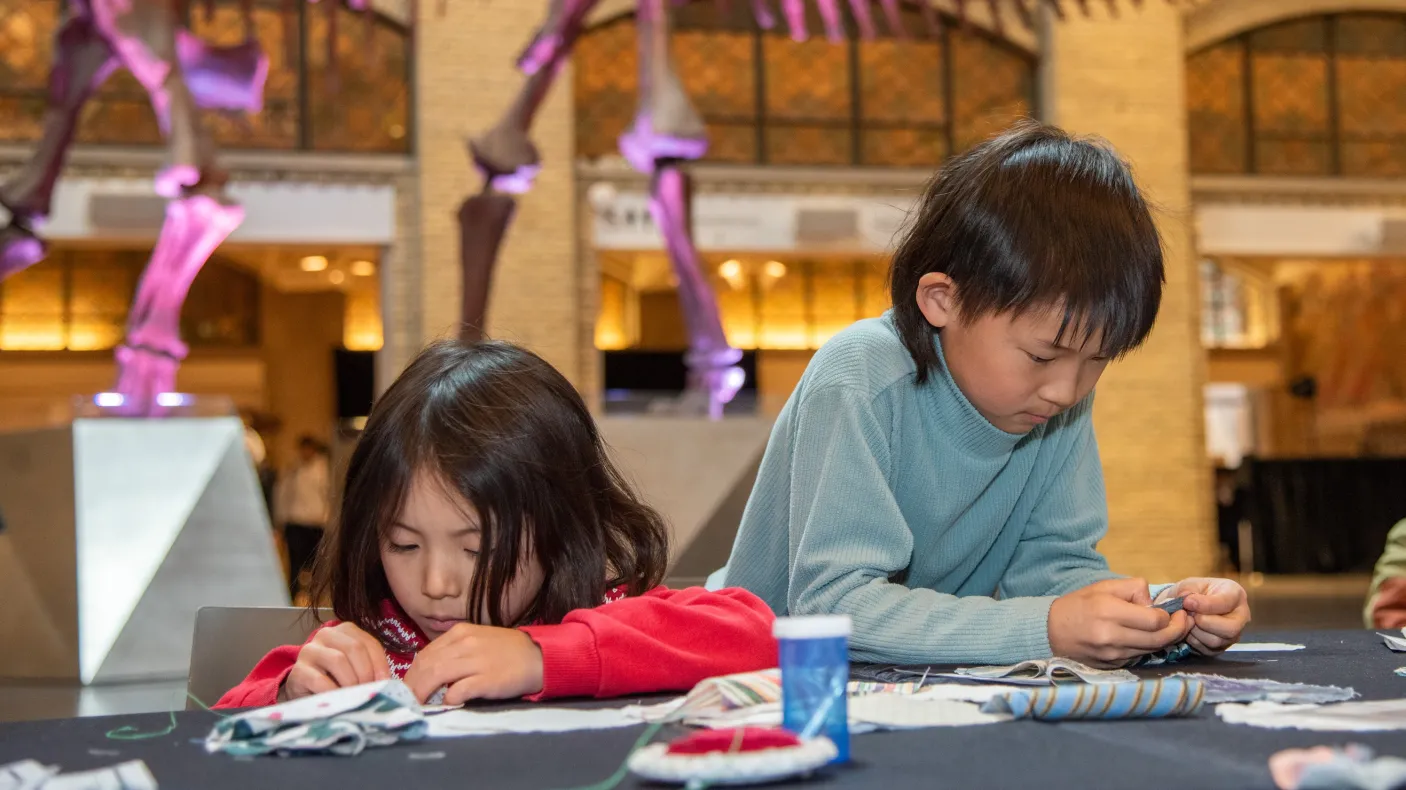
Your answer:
187,606 -> 330,709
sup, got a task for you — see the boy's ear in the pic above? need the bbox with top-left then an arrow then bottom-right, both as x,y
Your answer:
916,272 -> 958,329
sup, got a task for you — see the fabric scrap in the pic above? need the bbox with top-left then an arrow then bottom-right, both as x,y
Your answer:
1219,700 -> 1406,732
946,657 -> 1137,686
632,669 -> 924,725
205,679 -> 426,757
980,677 -> 1205,721
1381,630 -> 1406,652
1271,745 -> 1406,790
0,760 -> 157,790
1171,673 -> 1356,705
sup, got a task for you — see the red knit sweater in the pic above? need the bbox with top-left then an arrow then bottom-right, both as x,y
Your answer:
214,586 -> 778,708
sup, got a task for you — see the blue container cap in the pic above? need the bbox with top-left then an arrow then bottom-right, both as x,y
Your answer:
773,615 -> 852,639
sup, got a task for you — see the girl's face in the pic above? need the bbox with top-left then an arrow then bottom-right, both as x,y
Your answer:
381,470 -> 544,640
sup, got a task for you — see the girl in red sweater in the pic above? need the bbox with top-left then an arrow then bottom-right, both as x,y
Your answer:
217,339 -> 777,709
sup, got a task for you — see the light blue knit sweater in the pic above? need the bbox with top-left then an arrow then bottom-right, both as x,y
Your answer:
721,313 -> 1130,665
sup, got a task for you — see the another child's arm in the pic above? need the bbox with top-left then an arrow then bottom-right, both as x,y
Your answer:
1367,519 -> 1406,628
402,587 -> 777,704
212,621 -> 390,709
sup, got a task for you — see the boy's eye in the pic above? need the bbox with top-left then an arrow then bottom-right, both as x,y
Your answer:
1027,353 -> 1054,364
389,543 -> 418,553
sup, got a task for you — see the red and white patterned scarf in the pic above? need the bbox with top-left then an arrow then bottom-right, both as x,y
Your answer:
369,585 -> 630,679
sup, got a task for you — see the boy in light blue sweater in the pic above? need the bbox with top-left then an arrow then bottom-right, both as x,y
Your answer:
719,121 -> 1251,667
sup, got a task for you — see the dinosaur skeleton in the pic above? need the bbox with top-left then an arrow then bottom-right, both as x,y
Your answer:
0,0 -> 1173,417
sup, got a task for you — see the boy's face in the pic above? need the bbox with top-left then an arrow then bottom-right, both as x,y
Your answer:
923,280 -> 1111,433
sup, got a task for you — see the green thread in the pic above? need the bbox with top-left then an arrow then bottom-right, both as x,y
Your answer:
554,721 -> 665,790
104,692 -> 230,741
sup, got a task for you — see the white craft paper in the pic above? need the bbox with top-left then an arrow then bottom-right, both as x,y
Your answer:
1217,700 -> 1406,732
1225,642 -> 1306,653
425,706 -> 645,738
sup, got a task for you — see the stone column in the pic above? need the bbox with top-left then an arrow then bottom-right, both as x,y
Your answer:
1041,4 -> 1217,581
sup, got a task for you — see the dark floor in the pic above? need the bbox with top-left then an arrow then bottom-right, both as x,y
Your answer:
0,573 -> 1374,724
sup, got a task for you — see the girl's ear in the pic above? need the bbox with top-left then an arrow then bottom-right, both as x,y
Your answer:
916,272 -> 959,329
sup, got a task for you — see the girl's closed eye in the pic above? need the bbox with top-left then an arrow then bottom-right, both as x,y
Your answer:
389,542 -> 418,553
1026,352 -> 1053,364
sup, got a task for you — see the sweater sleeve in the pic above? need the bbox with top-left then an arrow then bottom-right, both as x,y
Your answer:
517,587 -> 777,700
212,622 -> 334,709
212,644 -> 301,709
998,397 -> 1121,600
781,385 -> 1059,666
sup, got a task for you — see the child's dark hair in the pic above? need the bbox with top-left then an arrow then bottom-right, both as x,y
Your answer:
890,119 -> 1165,384
310,339 -> 670,636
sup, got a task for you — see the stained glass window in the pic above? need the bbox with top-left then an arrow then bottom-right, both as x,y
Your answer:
1188,13 -> 1406,177
2,0 -> 409,152
575,3 -> 1034,167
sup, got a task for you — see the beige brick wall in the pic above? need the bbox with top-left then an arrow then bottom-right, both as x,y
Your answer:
1043,4 -> 1217,581
412,0 -> 583,384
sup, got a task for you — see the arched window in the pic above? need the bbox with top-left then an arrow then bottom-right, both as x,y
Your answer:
575,3 -> 1035,167
1188,13 -> 1406,177
0,0 -> 410,153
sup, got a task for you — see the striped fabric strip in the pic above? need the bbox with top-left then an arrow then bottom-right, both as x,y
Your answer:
980,677 -> 1206,721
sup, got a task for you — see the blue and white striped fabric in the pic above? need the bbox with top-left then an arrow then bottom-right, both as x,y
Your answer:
980,677 -> 1205,721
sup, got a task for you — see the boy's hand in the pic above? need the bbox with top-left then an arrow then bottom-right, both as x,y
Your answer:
402,624 -> 545,705
281,622 -> 391,701
1157,577 -> 1250,655
1048,578 -> 1193,667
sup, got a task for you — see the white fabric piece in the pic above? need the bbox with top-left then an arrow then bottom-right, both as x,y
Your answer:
1217,700 -> 1406,732
426,706 -> 645,738
1226,643 -> 1306,653
1379,630 -> 1406,652
0,760 -> 157,790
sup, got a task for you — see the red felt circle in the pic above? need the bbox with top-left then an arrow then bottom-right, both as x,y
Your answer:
665,727 -> 804,755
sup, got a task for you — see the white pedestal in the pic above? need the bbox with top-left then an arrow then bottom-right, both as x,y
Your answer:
0,417 -> 288,684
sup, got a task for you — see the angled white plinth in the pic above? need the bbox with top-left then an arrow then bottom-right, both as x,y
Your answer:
0,417 -> 288,684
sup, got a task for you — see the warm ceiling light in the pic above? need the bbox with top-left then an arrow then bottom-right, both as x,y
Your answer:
350,260 -> 376,277
718,259 -> 742,279
764,260 -> 787,279
328,270 -> 346,285
300,255 -> 328,272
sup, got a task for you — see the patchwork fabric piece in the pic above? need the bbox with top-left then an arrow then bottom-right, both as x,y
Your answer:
847,693 -> 1011,728
1127,642 -> 1196,668
1219,700 -> 1406,732
946,657 -> 1137,686
634,669 -> 925,725
205,680 -> 427,757
1172,673 -> 1356,705
0,760 -> 157,790
1271,745 -> 1406,790
980,677 -> 1206,721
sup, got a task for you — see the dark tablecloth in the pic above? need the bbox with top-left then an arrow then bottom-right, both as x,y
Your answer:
2,630 -> 1404,790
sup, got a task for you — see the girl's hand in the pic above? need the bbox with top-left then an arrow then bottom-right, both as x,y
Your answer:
1048,578 -> 1193,667
1158,577 -> 1251,655
281,622 -> 391,701
402,624 -> 545,705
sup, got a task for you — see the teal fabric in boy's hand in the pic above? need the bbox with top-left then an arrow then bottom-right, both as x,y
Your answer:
724,317 -> 1121,666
